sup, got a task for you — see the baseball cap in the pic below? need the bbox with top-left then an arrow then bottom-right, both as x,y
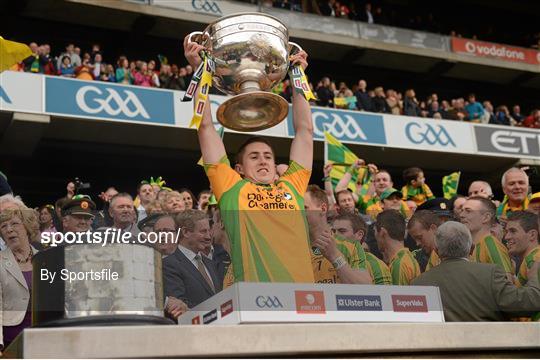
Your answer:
61,195 -> 96,217
380,188 -> 403,201
417,197 -> 453,216
530,192 -> 540,203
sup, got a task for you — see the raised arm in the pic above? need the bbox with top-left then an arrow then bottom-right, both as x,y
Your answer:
184,35 -> 226,164
289,51 -> 313,170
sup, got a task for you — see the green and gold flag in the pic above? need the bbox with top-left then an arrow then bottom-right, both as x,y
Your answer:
324,131 -> 368,192
197,125 -> 225,166
442,171 -> 460,199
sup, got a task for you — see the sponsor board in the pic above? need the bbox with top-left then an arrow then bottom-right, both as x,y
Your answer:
220,299 -> 233,317
360,24 -> 448,51
384,115 -> 475,153
202,309 -> 218,324
45,77 -> 175,125
0,71 -> 43,113
152,0 -> 257,17
255,296 -> 284,309
451,37 -> 540,65
391,295 -> 428,312
287,107 -> 387,145
474,125 -> 540,159
295,290 -> 326,314
336,295 -> 382,311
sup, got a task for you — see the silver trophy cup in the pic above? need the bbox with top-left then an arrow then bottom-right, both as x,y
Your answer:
188,12 -> 302,132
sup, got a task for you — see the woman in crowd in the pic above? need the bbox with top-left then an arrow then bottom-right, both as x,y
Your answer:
37,205 -> 56,234
133,61 -> 152,87
179,188 -> 196,210
160,191 -> 185,214
0,208 -> 40,351
75,53 -> 94,80
147,60 -> 160,87
115,56 -> 133,85
100,64 -> 116,82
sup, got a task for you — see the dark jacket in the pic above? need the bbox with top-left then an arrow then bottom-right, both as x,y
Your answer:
354,90 -> 373,111
412,258 -> 540,321
163,248 -> 222,308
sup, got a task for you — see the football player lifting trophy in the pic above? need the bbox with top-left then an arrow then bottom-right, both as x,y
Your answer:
185,12 -> 313,131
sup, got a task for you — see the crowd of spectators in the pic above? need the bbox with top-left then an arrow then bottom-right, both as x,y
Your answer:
252,0 -> 540,49
303,78 -> 540,128
15,42 -> 194,91
0,157 -> 539,347
15,41 -> 540,129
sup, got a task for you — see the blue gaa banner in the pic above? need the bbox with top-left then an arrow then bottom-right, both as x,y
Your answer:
45,77 -> 175,125
287,107 -> 386,145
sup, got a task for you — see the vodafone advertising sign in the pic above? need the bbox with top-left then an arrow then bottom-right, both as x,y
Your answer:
451,37 -> 540,65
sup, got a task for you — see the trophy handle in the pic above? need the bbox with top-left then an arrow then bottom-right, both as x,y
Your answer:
288,42 -> 303,55
187,31 -> 209,46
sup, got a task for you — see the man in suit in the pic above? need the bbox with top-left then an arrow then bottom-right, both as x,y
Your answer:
163,209 -> 222,309
412,221 -> 540,322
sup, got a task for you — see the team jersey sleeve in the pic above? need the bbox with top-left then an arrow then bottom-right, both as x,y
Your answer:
391,258 -> 416,285
366,254 -> 392,285
279,160 -> 311,196
484,237 -> 513,274
423,183 -> 435,200
204,156 -> 242,201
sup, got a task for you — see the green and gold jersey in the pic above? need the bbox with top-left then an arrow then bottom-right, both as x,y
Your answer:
366,252 -> 392,285
471,234 -> 513,274
401,183 -> 435,206
517,246 -> 540,287
206,158 -> 314,283
425,250 -> 441,271
311,235 -> 366,284
389,248 -> 421,285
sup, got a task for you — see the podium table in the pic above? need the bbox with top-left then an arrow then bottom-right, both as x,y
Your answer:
5,323 -> 540,358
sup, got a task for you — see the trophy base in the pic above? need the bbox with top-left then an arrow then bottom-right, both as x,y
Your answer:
216,91 -> 289,132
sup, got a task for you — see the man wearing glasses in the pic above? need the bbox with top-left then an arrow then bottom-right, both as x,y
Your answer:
460,197 -> 513,281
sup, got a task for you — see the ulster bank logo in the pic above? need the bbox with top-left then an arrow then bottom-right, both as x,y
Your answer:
405,122 -> 456,147
76,86 -> 150,119
192,0 -> 222,14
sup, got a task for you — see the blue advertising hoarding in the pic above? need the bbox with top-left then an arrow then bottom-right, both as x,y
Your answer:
45,77 -> 175,125
287,106 -> 387,145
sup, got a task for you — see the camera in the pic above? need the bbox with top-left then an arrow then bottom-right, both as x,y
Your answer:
73,177 -> 91,194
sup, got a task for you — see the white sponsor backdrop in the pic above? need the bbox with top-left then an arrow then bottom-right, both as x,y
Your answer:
178,282 -> 444,325
383,114 -> 476,153
0,71 -> 43,113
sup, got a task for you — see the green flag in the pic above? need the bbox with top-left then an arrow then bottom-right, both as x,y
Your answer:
324,131 -> 368,192
442,171 -> 460,199
197,125 -> 224,166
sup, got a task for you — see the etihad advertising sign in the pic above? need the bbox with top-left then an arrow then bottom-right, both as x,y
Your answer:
451,37 -> 540,65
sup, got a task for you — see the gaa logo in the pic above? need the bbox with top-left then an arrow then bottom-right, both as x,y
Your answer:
255,296 -> 284,308
192,0 -> 222,15
405,122 -> 456,147
313,111 -> 368,141
75,86 -> 150,119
